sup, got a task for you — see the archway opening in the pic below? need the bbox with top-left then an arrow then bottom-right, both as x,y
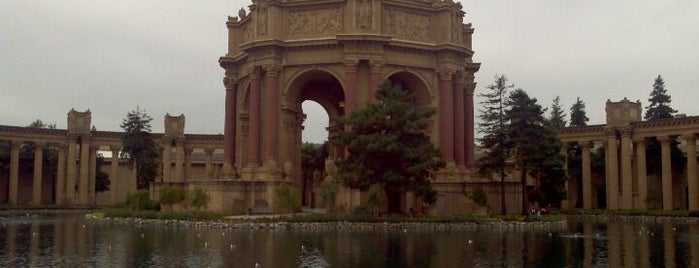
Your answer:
286,69 -> 345,208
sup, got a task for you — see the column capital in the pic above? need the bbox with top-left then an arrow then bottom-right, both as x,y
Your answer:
89,144 -> 100,152
184,147 -> 194,154
465,82 -> 476,95
577,141 -> 593,149
262,64 -> 280,76
437,67 -> 454,81
343,59 -> 359,73
657,135 -> 672,144
204,147 -> 215,154
33,141 -> 45,149
10,140 -> 22,151
369,60 -> 383,73
633,136 -> 647,143
682,134 -> 697,143
109,144 -> 121,152
223,75 -> 238,90
618,127 -> 633,137
249,67 -> 262,80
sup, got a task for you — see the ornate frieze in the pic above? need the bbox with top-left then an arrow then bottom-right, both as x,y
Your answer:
287,9 -> 342,37
382,9 -> 430,40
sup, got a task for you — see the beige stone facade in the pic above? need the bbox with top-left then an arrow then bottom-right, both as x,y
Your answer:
561,99 -> 699,211
0,109 -> 224,207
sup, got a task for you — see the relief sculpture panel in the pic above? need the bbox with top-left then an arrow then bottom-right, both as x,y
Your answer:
382,9 -> 430,40
287,9 -> 342,37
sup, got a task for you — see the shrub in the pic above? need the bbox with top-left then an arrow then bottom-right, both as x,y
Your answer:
188,187 -> 210,211
320,179 -> 339,212
366,184 -> 386,217
469,188 -> 488,207
127,190 -> 157,211
275,183 -> 302,213
159,186 -> 186,211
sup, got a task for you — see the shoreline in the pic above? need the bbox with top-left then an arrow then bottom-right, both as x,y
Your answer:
86,214 -> 568,231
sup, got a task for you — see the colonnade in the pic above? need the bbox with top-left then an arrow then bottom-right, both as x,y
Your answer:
2,136 -> 117,206
160,140 -> 220,182
566,132 -> 698,211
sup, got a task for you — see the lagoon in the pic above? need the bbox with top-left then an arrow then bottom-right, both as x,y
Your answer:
1,212 -> 698,267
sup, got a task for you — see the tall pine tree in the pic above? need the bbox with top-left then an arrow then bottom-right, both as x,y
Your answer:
569,97 -> 589,127
548,96 -> 567,128
645,75 -> 676,120
507,89 -> 566,214
333,81 -> 443,214
643,75 -> 684,175
477,74 -> 514,214
120,108 -> 161,189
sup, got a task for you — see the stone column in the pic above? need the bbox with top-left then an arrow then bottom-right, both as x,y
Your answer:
465,83 -> 476,169
248,68 -> 262,166
369,61 -> 383,103
658,136 -> 673,210
454,73 -> 465,167
79,140 -> 90,205
184,147 -> 193,181
205,148 -> 214,177
685,134 -> 698,210
88,146 -> 98,205
55,144 -> 66,205
620,129 -> 633,209
66,138 -> 77,203
263,65 -> 280,164
32,142 -> 44,205
174,140 -> 184,182
110,145 -> 120,205
223,74 -> 238,171
438,68 -> 455,163
580,141 -> 593,210
561,146 -> 569,209
161,143 -> 171,182
635,137 -> 648,210
9,140 -> 21,205
605,134 -> 619,209
344,60 -> 358,116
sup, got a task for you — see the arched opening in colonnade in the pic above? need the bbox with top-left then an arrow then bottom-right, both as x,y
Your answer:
286,70 -> 345,208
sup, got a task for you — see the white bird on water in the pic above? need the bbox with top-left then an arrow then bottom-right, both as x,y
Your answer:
255,262 -> 261,268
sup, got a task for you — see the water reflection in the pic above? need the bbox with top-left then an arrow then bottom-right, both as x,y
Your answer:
1,212 -> 699,267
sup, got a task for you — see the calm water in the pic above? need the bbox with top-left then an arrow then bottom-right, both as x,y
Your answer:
1,212 -> 698,267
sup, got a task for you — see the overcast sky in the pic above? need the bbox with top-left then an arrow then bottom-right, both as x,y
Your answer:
1,1 -> 698,143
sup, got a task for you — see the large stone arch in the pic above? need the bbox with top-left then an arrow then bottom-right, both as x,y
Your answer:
218,0 -> 481,214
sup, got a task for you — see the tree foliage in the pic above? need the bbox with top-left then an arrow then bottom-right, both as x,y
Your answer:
159,186 -> 186,211
120,108 -> 161,189
569,97 -> 589,127
548,96 -> 567,128
188,187 -> 210,211
333,81 -> 443,214
644,75 -> 676,120
507,89 -> 567,212
643,75 -> 684,174
477,74 -> 514,214
301,142 -> 327,181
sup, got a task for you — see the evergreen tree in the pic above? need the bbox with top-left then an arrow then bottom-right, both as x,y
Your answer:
333,81 -> 443,214
120,108 -> 161,189
506,89 -> 566,213
644,75 -> 676,120
477,74 -> 514,214
643,76 -> 684,174
548,96 -> 567,128
569,97 -> 589,127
